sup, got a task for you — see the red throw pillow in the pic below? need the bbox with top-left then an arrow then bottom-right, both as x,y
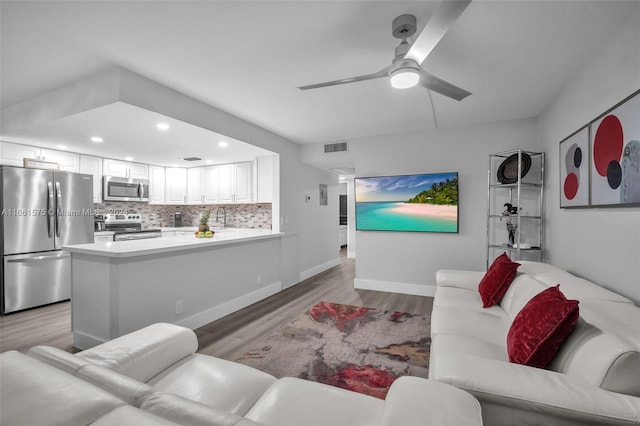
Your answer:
478,253 -> 520,307
507,285 -> 579,368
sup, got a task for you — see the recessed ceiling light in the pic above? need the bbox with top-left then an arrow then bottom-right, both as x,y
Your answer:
125,156 -> 134,161
57,145 -> 68,150
91,136 -> 103,143
218,141 -> 228,148
205,160 -> 213,165
156,122 -> 170,131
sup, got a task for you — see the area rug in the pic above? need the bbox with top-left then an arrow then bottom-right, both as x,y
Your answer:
234,301 -> 430,399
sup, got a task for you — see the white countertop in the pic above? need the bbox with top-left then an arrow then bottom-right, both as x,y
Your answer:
66,228 -> 281,258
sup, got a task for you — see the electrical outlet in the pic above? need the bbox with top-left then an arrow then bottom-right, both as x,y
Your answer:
175,300 -> 183,315
256,274 -> 262,285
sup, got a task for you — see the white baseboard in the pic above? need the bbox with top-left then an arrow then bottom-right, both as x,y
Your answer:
354,278 -> 436,297
177,281 -> 282,330
299,257 -> 340,282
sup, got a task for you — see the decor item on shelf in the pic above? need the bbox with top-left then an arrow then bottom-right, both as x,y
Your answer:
496,152 -> 531,184
559,126 -> 589,207
505,218 -> 517,247
235,301 -> 430,399
590,89 -> 640,206
355,172 -> 458,233
502,203 -> 519,215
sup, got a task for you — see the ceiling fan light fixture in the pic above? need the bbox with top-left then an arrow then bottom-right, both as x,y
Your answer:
390,68 -> 420,89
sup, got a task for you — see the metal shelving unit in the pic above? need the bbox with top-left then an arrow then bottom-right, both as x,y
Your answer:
486,149 -> 544,268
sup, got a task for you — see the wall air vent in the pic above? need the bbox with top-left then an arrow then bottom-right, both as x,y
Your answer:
182,157 -> 202,162
324,142 -> 348,153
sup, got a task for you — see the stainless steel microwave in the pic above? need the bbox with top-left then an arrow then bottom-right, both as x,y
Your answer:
103,176 -> 150,202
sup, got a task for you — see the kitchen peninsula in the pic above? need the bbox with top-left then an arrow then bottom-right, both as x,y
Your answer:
64,229 -> 282,349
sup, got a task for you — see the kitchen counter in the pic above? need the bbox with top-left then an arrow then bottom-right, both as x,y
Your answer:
65,228 -> 284,349
66,228 -> 279,258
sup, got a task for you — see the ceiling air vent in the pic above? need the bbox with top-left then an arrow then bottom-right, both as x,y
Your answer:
182,157 -> 202,162
324,142 -> 348,154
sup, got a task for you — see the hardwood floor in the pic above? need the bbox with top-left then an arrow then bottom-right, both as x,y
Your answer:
0,248 -> 434,360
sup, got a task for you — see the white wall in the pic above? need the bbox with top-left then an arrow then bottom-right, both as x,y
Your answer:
537,3 -> 640,302
347,119 -> 539,295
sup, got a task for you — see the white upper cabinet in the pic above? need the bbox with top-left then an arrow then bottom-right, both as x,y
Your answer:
149,165 -> 166,204
0,142 -> 42,166
0,142 -> 79,172
79,155 -> 103,202
187,166 -> 220,204
187,167 -> 204,204
218,164 -> 234,204
234,162 -> 253,203
256,155 -> 275,203
165,167 -> 187,204
202,166 -> 220,204
103,158 -> 149,179
218,162 -> 253,204
39,149 -> 79,172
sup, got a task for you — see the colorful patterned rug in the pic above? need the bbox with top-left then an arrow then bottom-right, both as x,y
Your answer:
234,301 -> 431,399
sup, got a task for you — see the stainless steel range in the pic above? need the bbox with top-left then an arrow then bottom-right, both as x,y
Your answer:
104,214 -> 161,241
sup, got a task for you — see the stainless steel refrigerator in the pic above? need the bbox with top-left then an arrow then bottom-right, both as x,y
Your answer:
1,166 -> 94,314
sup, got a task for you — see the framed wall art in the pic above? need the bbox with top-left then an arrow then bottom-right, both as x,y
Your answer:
355,172 -> 458,233
559,126 -> 589,207
590,89 -> 640,206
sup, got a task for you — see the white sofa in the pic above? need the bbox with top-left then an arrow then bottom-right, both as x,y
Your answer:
430,260 -> 640,426
1,322 -> 482,426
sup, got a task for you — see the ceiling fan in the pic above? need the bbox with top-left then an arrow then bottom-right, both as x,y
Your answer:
298,0 -> 472,101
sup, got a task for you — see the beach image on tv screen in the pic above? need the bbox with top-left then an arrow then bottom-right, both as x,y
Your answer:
355,172 -> 458,233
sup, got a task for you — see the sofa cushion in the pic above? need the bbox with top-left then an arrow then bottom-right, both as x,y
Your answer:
245,377 -> 384,426
478,253 -> 520,307
0,351 -> 125,426
499,273 -> 548,318
139,392 -> 262,426
146,353 -> 277,416
548,318 -> 640,396
379,377 -> 482,426
436,269 -> 486,290
507,285 -> 579,368
90,405 -> 181,426
431,306 -> 511,346
77,323 -> 198,383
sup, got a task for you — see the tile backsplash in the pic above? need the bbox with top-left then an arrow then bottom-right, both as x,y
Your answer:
94,202 -> 272,229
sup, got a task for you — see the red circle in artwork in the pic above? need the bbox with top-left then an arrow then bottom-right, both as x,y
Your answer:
593,115 -> 623,177
564,173 -> 579,200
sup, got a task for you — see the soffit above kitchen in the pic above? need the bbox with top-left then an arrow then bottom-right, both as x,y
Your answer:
1,1 -> 635,146
0,67 -> 274,167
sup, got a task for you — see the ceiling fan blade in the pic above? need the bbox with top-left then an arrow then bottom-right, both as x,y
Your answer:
298,65 -> 394,91
418,69 -> 471,101
405,0 -> 471,66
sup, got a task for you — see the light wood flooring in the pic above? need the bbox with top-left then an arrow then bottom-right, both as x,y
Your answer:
0,248 -> 434,359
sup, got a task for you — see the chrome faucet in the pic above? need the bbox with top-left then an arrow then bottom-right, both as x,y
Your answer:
216,207 -> 227,228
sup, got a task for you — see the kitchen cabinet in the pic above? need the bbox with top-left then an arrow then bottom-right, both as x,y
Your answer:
487,149 -> 544,267
79,155 -> 103,202
149,166 -> 166,204
187,168 -> 204,204
219,162 -> 253,204
40,149 -> 79,172
165,167 -> 187,204
0,142 -> 42,166
256,155 -> 275,203
0,142 -> 79,172
187,166 -> 220,204
103,158 -> 148,179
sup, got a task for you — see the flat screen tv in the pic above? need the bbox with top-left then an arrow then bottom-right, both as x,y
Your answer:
355,172 -> 458,233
